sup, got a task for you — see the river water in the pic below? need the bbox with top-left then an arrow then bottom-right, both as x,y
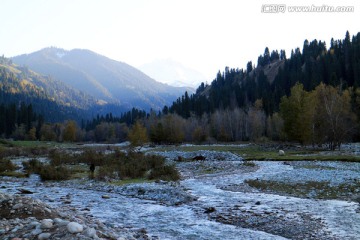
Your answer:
1,157 -> 360,239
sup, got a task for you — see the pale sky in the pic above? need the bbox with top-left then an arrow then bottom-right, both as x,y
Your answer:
1,0 -> 359,80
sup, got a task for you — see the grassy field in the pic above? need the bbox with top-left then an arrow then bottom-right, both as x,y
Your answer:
0,140 -> 78,148
151,144 -> 360,162
2,139 -> 360,162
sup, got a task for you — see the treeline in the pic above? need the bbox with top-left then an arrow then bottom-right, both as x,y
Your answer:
0,102 -> 44,140
3,84 -> 357,151
57,78 -> 357,150
83,107 -> 147,130
134,81 -> 357,149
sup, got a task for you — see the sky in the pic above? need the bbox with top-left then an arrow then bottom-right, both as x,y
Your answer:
1,0 -> 359,81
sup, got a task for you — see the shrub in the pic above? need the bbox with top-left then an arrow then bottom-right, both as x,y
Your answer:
242,161 -> 257,167
149,165 -> 180,181
38,165 -> 71,181
96,165 -> 120,181
22,159 -> 43,174
76,149 -> 106,166
0,158 -> 17,173
22,158 -> 71,181
146,155 -> 165,169
93,152 -> 180,182
49,150 -> 68,165
0,147 -> 21,158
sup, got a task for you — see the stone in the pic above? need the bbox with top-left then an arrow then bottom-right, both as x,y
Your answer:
29,221 -> 40,228
255,201 -> 261,205
204,207 -> 216,213
40,219 -> 53,229
278,150 -> 285,156
55,218 -> 70,226
83,227 -> 97,238
38,232 -> 52,240
59,212 -> 68,218
67,222 -> 84,233
12,203 -> 23,210
18,188 -> 34,194
31,228 -> 42,235
44,207 -> 52,214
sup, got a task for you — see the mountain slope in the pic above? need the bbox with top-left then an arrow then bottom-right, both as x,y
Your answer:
168,32 -> 360,118
12,47 -> 188,110
0,56 -> 127,122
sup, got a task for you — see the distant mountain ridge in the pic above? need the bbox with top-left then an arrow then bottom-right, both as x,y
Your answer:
140,59 -> 207,89
0,56 -> 112,122
12,47 -> 189,111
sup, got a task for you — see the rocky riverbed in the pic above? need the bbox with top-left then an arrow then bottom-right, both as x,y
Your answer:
1,147 -> 360,239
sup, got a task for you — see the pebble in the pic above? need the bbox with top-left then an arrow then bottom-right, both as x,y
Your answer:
0,191 -> 157,240
67,222 -> 83,233
83,227 -> 97,238
38,232 -> 51,239
31,228 -> 43,235
40,219 -> 53,229
53,218 -> 69,226
12,203 -> 23,210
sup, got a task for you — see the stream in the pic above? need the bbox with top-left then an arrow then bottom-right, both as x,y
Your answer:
1,157 -> 360,239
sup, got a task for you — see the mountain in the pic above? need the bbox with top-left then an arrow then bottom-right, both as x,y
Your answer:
167,32 -> 360,119
0,56 -> 127,122
140,59 -> 207,89
12,47 -> 188,110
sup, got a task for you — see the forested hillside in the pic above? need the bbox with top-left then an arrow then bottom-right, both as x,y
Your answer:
169,31 -> 360,118
147,31 -> 360,148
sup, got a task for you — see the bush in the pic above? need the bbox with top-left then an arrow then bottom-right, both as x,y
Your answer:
149,165 -> 180,181
22,159 -> 43,174
146,155 -> 165,169
96,165 -> 120,181
0,147 -> 21,158
93,151 -> 180,182
38,165 -> 71,181
0,158 -> 17,173
49,150 -> 73,165
242,161 -> 257,167
22,158 -> 71,181
76,149 -> 106,166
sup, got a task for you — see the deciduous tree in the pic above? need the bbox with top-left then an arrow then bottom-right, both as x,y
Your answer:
128,121 -> 149,147
63,121 -> 77,142
312,83 -> 357,150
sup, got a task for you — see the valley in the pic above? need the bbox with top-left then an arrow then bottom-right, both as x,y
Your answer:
2,1 -> 359,239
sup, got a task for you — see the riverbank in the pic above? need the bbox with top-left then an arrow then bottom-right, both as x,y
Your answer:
1,143 -> 360,239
